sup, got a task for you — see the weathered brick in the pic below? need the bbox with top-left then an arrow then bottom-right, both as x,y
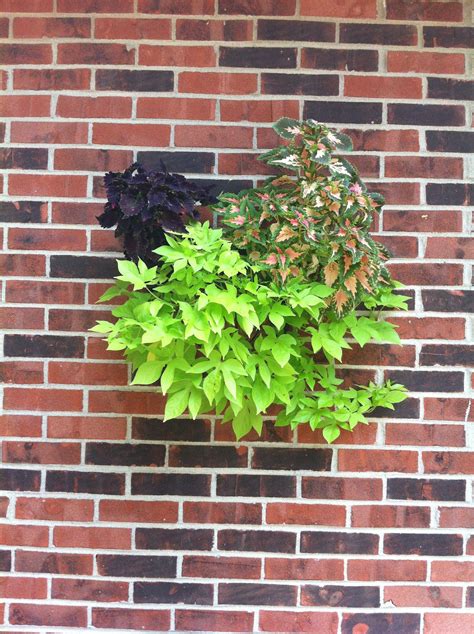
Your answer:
136,528 -> 213,551
342,613 -> 420,634
175,609 -> 254,632
218,530 -> 296,553
302,584 -> 380,607
257,19 -> 335,41
46,471 -> 124,495
302,48 -> 378,71
388,103 -> 465,126
387,478 -> 466,501
97,554 -> 176,578
304,101 -> 382,124
134,581 -> 213,605
92,608 -> 170,631
384,533 -> 462,556
341,23 -> 417,45
4,335 -> 84,359
96,69 -> 174,92
301,532 -> 379,554
182,556 -> 261,580
424,26 -> 473,48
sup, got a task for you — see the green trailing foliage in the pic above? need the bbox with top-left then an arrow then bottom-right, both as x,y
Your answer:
93,218 -> 409,443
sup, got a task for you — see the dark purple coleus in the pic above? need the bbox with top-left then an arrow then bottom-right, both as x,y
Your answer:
97,162 -> 215,265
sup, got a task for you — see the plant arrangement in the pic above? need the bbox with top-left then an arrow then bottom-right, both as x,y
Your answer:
93,119 -> 408,442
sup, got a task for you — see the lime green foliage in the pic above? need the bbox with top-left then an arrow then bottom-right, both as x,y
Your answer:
213,117 -> 393,315
92,222 -> 408,443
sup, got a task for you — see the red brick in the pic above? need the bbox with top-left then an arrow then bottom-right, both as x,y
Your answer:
220,100 -> 299,123
49,362 -> 127,386
342,343 -> 415,367
87,338 -> 124,361
3,441 -> 81,465
89,390 -> 165,415
9,174 -> 87,198
176,18 -> 253,41
14,69 -> 91,91
385,585 -> 462,608
351,505 -> 430,528
175,609 -> 254,633
387,0 -> 463,21
52,578 -> 128,602
389,263 -> 463,286
11,121 -> 87,145
370,182 -> 420,205
219,0 -> 294,14
139,0 -> 214,13
386,156 -> 463,179
386,423 -> 465,447
384,210 -> 462,233
182,556 -> 261,579
0,576 -> 46,599
4,388 -> 83,412
0,524 -> 48,547
390,317 -> 465,340
54,526 -> 131,550
345,75 -> 422,99
16,497 -> 93,522
57,95 -> 132,119
264,558 -> 344,581
183,502 -> 261,525
0,361 -> 44,385
58,43 -> 134,65
301,0 -> 376,17
90,231 -> 122,252
387,51 -> 465,74
0,0 -> 52,10
93,123 -> 170,147
92,608 -> 170,631
339,449 -> 418,472
218,152 -> 275,175
55,148 -> 133,172
95,17 -> 171,39
9,603 -> 87,628
58,0 -> 133,10
439,507 -> 474,528
426,237 -> 474,259
179,71 -> 257,94
0,254 -> 46,278
140,45 -> 215,67
259,611 -> 338,633
48,416 -> 126,440
0,95 -> 50,118
100,500 -> 178,523
16,550 -> 93,575
425,398 -> 473,422
0,415 -> 42,437
52,202 -> 103,225
0,308 -> 44,331
298,422 -> 377,446
348,559 -> 427,581
431,561 -> 474,582
0,44 -> 52,65
266,503 -> 346,526
424,451 -> 474,474
346,128 -> 419,152
175,125 -> 253,149
13,17 -> 91,38
425,613 -> 474,634
8,228 -> 86,252
6,280 -> 85,305
137,97 -> 215,120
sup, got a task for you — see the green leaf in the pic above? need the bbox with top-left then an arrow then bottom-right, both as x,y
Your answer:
322,425 -> 341,443
251,376 -> 273,414
188,387 -> 202,419
132,360 -> 163,386
164,388 -> 189,421
90,320 -> 113,334
203,370 -> 222,404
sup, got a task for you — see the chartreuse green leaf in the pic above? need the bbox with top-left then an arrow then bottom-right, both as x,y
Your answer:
164,388 -> 190,421
132,361 -> 163,386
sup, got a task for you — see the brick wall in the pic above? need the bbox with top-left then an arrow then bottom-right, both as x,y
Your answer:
0,0 -> 473,632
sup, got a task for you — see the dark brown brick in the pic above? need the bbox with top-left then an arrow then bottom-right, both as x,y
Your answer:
4,335 -> 84,359
134,581 -> 213,605
136,528 -> 213,551
86,443 -> 165,467
424,26 -> 473,48
96,69 -> 173,92
384,533 -> 463,556
50,256 -> 117,280
216,474 -> 296,498
132,417 -> 211,442
342,613 -> 420,634
136,151 -> 214,175
302,477 -> 383,501
423,290 -> 473,313
252,447 -> 332,471
420,345 -> 473,367
46,471 -> 124,495
387,478 -> 466,502
388,103 -> 465,126
257,19 -> 335,42
301,532 -> 379,555
169,445 -> 247,468
218,582 -> 297,606
301,48 -> 378,71
426,131 -> 474,153
0,201 -> 46,223
428,78 -> 474,101
0,469 -> 40,491
218,530 -> 296,553
0,148 -> 48,170
262,73 -> 338,96
427,183 -> 473,206
97,555 -> 176,578
132,473 -> 211,497
304,100 -> 382,124
302,585 -> 380,608
468,587 -> 474,608
386,370 -> 464,393
0,551 -> 11,572
341,23 -> 417,45
220,46 -> 296,68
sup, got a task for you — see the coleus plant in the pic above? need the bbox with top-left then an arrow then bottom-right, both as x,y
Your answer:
213,117 -> 397,315
92,219 -> 409,443
97,161 -> 215,265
